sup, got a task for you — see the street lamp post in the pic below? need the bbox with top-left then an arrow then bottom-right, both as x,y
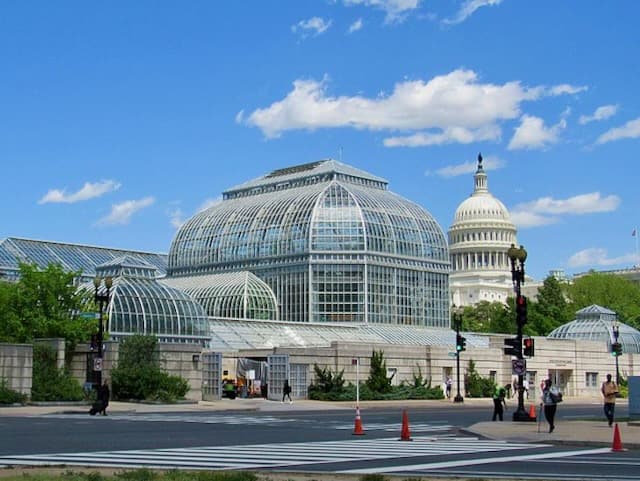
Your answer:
452,306 -> 464,403
93,276 -> 112,389
507,244 -> 531,422
612,317 -> 620,385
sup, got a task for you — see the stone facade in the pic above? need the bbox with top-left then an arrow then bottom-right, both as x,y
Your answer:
0,343 -> 32,395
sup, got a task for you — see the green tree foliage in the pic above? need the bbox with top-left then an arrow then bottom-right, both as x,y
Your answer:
110,335 -> 189,402
565,272 -> 640,329
366,349 -> 392,393
307,364 -> 347,400
0,263 -> 93,348
0,378 -> 28,405
31,344 -> 84,401
526,275 -> 572,336
457,301 -> 514,334
464,359 -> 495,397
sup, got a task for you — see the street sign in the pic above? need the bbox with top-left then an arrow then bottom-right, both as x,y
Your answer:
448,352 -> 458,357
512,359 -> 526,375
80,312 -> 98,319
93,357 -> 103,372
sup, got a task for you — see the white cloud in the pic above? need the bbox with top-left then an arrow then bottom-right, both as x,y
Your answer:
168,208 -> 185,229
428,155 -> 505,177
596,117 -> 640,144
197,197 -> 222,212
245,69 -> 582,141
443,0 -> 503,25
567,248 -> 639,268
343,0 -> 420,23
348,18 -> 364,33
508,115 -> 566,150
39,180 -> 121,204
547,84 -> 587,96
97,197 -> 155,225
385,125 -> 501,147
291,17 -> 332,38
511,192 -> 621,228
578,104 -> 618,125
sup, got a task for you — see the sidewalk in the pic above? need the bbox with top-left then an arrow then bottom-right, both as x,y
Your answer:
1,397 -> 638,449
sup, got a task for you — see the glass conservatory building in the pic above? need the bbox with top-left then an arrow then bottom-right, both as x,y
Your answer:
168,159 -> 450,327
88,256 -> 210,345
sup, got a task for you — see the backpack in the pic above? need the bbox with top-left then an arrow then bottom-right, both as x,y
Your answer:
550,386 -> 563,403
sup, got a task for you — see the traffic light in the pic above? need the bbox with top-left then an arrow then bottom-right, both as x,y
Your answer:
611,342 -> 622,357
503,337 -> 521,357
516,295 -> 528,325
523,337 -> 535,357
456,334 -> 467,352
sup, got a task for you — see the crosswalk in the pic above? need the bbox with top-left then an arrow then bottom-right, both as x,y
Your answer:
0,436 -> 548,471
40,413 -> 453,434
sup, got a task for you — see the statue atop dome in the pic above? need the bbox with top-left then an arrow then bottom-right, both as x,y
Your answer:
477,152 -> 483,171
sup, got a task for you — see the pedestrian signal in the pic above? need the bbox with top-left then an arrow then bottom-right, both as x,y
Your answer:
611,342 -> 622,357
523,337 -> 535,357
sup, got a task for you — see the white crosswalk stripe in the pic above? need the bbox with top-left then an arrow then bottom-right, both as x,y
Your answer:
0,436 -> 548,471
41,413 -> 296,425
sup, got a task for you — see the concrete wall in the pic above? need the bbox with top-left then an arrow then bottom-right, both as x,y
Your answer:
0,343 -> 32,395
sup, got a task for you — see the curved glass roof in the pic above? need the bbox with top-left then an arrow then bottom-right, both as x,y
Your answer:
0,237 -> 167,282
548,304 -> 640,354
168,160 -> 448,272
85,257 -> 209,345
161,271 -> 278,320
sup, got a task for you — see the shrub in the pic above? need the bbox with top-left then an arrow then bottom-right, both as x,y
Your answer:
110,335 -> 190,402
0,378 -> 28,405
31,344 -> 84,401
464,359 -> 495,397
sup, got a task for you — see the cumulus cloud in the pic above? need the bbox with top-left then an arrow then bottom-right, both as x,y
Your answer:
385,125 -> 501,147
578,104 -> 618,125
511,192 -> 621,228
428,154 -> 505,177
39,180 -> 121,204
567,248 -> 639,268
168,208 -> 185,229
443,0 -> 503,25
244,69 -> 582,142
343,0 -> 421,23
97,197 -> 155,225
596,117 -> 640,144
348,18 -> 364,33
291,17 -> 332,38
508,115 -> 566,150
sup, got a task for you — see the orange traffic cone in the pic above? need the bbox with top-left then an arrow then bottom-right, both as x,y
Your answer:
528,404 -> 537,419
353,406 -> 365,435
399,409 -> 412,441
612,423 -> 624,452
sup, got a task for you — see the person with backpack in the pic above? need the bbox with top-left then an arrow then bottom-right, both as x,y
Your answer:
492,386 -> 507,421
541,378 -> 562,433
601,373 -> 619,426
282,379 -> 292,404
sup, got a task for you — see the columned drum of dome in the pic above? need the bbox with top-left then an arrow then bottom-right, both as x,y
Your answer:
168,159 -> 450,327
85,256 -> 210,345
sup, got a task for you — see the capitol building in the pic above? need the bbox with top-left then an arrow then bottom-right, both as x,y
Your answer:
449,154 -> 536,307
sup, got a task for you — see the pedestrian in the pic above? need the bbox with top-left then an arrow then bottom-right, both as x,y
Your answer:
445,376 -> 453,399
523,379 -> 529,399
601,373 -> 619,427
492,386 -> 507,421
504,383 -> 512,399
282,379 -> 292,403
541,378 -> 562,433
90,380 -> 110,416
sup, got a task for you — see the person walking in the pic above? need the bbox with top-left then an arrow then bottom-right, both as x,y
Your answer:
541,378 -> 561,433
445,376 -> 453,399
282,379 -> 292,403
492,386 -> 507,421
601,373 -> 619,426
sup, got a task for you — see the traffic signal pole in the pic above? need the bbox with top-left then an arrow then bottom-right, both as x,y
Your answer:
452,309 -> 464,403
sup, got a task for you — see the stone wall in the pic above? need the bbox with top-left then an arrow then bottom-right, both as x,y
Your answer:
0,343 -> 32,395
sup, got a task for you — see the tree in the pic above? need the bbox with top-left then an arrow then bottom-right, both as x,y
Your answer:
0,263 -> 93,347
459,301 -> 513,334
526,275 -> 572,336
366,349 -> 392,393
566,272 -> 640,330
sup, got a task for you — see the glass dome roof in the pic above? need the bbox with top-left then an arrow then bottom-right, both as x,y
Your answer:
86,256 -> 210,345
161,271 -> 278,320
548,304 -> 640,354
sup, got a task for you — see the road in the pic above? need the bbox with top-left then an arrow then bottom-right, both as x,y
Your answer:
0,403 -> 637,480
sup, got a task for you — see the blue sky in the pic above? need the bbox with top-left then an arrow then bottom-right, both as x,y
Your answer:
1,1 -> 639,281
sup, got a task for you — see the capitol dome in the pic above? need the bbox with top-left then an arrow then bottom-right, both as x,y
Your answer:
448,154 -> 519,306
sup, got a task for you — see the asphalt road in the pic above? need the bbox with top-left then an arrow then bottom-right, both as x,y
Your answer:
0,403 -> 637,480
